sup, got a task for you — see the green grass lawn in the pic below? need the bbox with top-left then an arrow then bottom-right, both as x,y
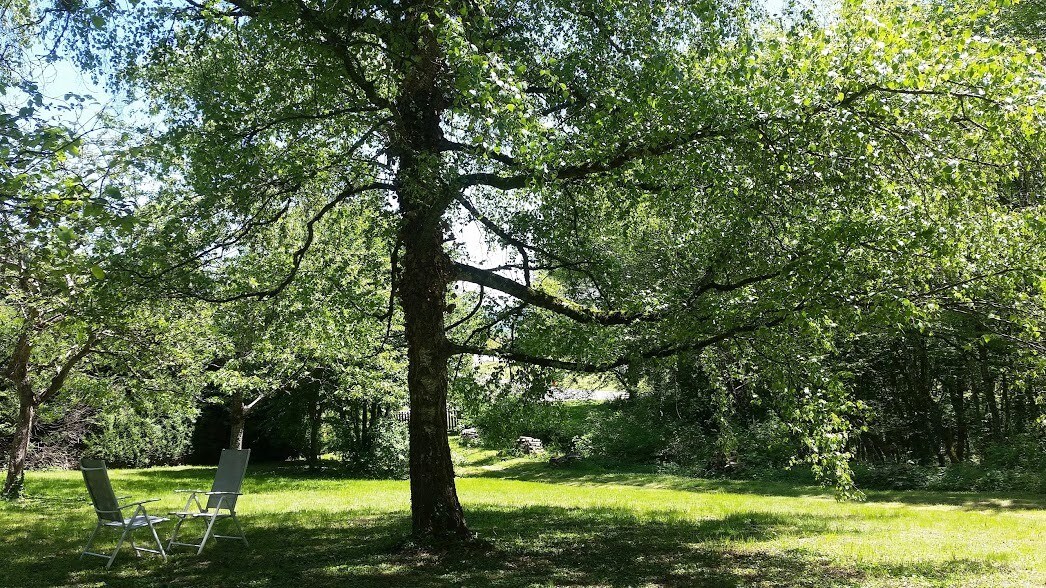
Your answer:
3,442 -> 1046,587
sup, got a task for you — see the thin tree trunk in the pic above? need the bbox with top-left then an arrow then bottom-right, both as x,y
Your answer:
228,389 -> 246,450
1001,374 -> 1010,435
1013,380 -> 1026,433
353,400 -> 362,448
308,383 -> 322,469
3,392 -> 35,498
980,345 -> 1000,440
915,337 -> 948,465
361,399 -> 370,449
947,377 -> 967,462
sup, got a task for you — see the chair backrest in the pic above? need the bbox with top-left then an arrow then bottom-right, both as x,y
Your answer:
81,459 -> 122,522
208,449 -> 250,510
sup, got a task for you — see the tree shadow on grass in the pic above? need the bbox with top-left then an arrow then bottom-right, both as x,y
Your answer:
862,490 -> 1046,512
1,502 -> 1011,588
471,459 -> 1046,512
467,460 -> 830,498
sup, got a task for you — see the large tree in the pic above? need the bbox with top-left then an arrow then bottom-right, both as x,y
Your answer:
56,0 -> 1046,538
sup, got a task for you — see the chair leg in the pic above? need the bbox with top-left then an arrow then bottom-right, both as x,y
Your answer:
197,514 -> 220,555
130,536 -> 140,557
144,516 -> 167,562
167,515 -> 186,551
106,525 -> 132,570
80,521 -> 103,560
230,513 -> 248,547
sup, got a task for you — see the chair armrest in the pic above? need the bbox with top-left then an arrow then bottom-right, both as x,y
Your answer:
203,491 -> 243,495
175,489 -> 207,494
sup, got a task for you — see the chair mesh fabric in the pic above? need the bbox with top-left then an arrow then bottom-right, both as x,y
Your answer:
207,449 -> 250,510
81,459 -> 122,522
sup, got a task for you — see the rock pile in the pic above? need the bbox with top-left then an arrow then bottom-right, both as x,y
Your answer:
459,428 -> 480,444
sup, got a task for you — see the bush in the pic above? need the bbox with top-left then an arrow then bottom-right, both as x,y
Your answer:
580,400 -> 668,463
336,419 -> 409,479
980,435 -> 1046,471
84,398 -> 197,468
471,396 -> 598,452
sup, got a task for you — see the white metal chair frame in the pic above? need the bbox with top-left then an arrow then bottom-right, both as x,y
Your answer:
166,489 -> 248,554
166,448 -> 251,554
80,462 -> 168,570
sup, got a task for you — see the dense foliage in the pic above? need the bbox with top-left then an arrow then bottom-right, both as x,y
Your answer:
0,0 -> 1043,547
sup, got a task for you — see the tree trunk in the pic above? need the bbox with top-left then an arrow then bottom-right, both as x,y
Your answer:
967,356 -> 982,447
1000,373 -> 1010,435
915,337 -> 947,465
398,203 -> 468,538
353,400 -> 362,448
1013,379 -> 1026,433
980,345 -> 1000,441
3,320 -> 36,499
3,391 -> 35,498
396,156 -> 469,538
400,247 -> 467,538
391,8 -> 469,541
947,376 -> 967,462
228,389 -> 246,450
361,399 -> 370,449
308,384 -> 322,470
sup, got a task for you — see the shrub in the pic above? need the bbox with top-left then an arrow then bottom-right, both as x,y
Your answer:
84,398 -> 197,468
852,461 -> 1046,493
471,396 -> 598,452
336,419 -> 409,479
581,400 -> 668,463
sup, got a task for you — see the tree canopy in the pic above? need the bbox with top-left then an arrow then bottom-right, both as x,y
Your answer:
13,0 -> 1046,537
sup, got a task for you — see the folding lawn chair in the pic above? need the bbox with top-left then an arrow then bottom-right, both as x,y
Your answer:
167,448 -> 250,554
80,459 -> 168,569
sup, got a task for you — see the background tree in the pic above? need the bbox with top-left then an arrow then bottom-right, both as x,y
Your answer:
0,68 -> 143,496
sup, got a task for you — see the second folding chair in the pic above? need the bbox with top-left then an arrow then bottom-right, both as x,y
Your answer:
167,448 -> 251,554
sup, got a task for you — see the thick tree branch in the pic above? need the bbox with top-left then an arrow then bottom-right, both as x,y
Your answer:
454,261 -> 656,325
37,331 -> 101,404
457,123 -> 742,190
454,261 -> 781,327
450,316 -> 786,373
244,392 -> 266,412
